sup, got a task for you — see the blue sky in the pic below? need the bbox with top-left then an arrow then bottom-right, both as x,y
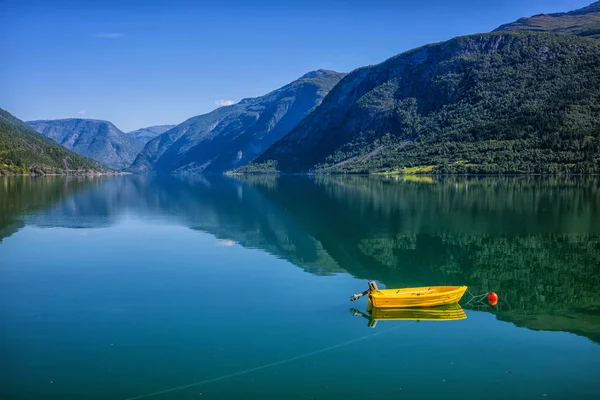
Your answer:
0,0 -> 593,131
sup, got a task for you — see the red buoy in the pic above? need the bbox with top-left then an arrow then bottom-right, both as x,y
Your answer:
488,292 -> 498,306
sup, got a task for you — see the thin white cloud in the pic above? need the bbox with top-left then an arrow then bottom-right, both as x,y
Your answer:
94,33 -> 123,39
77,110 -> 86,115
216,239 -> 236,247
215,99 -> 235,107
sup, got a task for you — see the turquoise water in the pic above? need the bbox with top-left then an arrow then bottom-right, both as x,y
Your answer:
1,175 -> 599,399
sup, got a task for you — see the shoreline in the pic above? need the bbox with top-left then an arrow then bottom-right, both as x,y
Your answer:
3,172 -> 599,178
0,171 -> 130,177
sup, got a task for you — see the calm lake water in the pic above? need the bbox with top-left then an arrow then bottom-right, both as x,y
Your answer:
1,175 -> 599,399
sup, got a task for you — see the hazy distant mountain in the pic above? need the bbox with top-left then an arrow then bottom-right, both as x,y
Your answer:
494,1 -> 600,38
128,125 -> 175,143
0,109 -> 110,175
128,70 -> 346,174
240,32 -> 600,175
27,119 -> 146,170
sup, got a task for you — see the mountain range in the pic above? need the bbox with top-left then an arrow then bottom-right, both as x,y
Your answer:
241,31 -> 600,174
0,109 -> 110,175
127,69 -> 345,174
3,1 -> 600,175
27,119 -> 149,170
239,1 -> 600,174
127,125 -> 175,143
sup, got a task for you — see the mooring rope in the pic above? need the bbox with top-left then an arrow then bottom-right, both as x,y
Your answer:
123,321 -> 415,400
462,289 -> 491,306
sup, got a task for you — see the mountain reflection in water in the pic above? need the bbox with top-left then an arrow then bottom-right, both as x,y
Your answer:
1,174 -> 599,343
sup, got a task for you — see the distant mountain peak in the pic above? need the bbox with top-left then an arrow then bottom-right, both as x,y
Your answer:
299,69 -> 344,80
529,1 -> 600,17
569,1 -> 600,15
128,70 -> 346,174
127,124 -> 175,144
27,118 -> 146,170
494,1 -> 600,38
29,117 -> 114,124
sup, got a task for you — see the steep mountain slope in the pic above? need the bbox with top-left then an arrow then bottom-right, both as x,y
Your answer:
128,125 -> 174,143
240,32 -> 600,174
0,109 -> 110,175
128,70 -> 345,174
27,119 -> 146,170
494,1 -> 600,39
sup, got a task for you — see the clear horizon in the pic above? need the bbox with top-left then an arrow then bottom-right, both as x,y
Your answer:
0,0 -> 593,131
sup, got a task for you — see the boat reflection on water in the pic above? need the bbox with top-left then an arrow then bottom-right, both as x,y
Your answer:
351,303 -> 467,328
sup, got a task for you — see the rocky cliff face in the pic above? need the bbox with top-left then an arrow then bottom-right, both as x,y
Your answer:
127,70 -> 346,174
27,119 -> 146,170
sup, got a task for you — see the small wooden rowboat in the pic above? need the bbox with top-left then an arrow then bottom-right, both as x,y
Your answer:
351,281 -> 467,308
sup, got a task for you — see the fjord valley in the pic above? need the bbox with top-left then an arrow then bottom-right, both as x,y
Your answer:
1,175 -> 599,399
4,3 -> 600,176
12,70 -> 345,175
2,2 -> 600,399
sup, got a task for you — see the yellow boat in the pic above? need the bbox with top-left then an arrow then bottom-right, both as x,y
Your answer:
351,282 -> 467,308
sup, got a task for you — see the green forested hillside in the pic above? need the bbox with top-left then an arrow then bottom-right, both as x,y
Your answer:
0,109 -> 110,175
239,33 -> 600,174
